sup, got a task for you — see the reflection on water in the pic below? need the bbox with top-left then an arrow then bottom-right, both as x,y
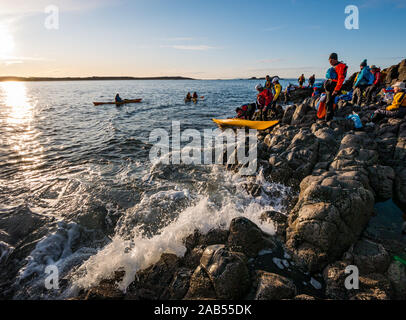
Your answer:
0,81 -> 33,125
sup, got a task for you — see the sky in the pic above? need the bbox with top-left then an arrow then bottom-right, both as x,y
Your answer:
0,0 -> 405,79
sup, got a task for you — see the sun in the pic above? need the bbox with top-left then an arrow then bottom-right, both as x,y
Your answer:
0,25 -> 15,58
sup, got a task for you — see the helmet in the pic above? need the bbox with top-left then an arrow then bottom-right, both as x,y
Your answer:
255,84 -> 263,91
272,77 -> 279,83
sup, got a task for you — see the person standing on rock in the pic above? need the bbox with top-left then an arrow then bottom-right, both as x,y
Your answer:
265,75 -> 273,90
351,59 -> 374,106
324,53 -> 348,121
365,65 -> 383,105
308,74 -> 316,88
298,74 -> 305,88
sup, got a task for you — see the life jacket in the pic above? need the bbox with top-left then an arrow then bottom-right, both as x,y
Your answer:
265,80 -> 272,89
328,62 -> 348,92
387,92 -> 406,111
373,69 -> 382,85
257,89 -> 274,108
272,83 -> 282,101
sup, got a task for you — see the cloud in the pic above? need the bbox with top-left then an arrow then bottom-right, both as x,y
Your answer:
163,37 -> 195,42
257,58 -> 284,64
264,26 -> 286,32
162,45 -> 215,51
0,0 -> 121,17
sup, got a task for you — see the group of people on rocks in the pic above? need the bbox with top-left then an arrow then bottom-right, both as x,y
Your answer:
236,76 -> 284,121
234,52 -> 406,126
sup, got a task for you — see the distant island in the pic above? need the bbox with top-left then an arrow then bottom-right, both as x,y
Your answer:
0,76 -> 195,82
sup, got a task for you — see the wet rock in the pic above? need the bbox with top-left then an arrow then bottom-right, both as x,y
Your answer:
161,268 -> 192,300
183,229 -> 229,252
227,217 -> 275,258
254,271 -> 297,300
394,167 -> 406,207
182,246 -> 205,270
343,238 -> 391,274
0,206 -> 46,246
199,245 -> 250,300
127,253 -> 181,299
185,266 -> 217,300
387,261 -> 406,300
260,211 -> 288,241
367,165 -> 395,200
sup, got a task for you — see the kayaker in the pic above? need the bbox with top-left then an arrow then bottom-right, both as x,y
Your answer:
185,92 -> 192,102
324,53 -> 348,121
298,74 -> 305,88
115,94 -> 123,103
351,59 -> 374,106
192,92 -> 198,99
371,82 -> 406,123
365,65 -> 382,105
256,84 -> 274,121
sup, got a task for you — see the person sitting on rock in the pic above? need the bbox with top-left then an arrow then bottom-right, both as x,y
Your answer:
298,74 -> 305,88
365,65 -> 383,105
324,53 -> 348,121
256,84 -> 274,121
351,59 -> 374,106
371,82 -> 406,123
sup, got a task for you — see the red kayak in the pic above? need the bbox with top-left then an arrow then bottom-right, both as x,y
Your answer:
93,99 -> 142,106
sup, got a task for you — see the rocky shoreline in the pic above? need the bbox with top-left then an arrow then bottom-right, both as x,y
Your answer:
76,60 -> 406,301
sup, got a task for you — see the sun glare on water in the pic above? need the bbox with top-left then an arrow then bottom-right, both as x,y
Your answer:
0,82 -> 33,125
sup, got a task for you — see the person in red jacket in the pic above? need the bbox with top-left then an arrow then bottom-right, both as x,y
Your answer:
365,65 -> 382,105
256,84 -> 274,120
324,53 -> 348,121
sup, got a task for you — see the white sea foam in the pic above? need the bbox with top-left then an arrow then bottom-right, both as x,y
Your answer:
71,165 -> 290,293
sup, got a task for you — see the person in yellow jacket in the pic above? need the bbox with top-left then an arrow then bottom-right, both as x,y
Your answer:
371,82 -> 406,123
272,77 -> 282,103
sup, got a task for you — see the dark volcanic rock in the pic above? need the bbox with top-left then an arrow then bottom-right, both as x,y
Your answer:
189,245 -> 251,300
227,217 -> 275,258
254,271 -> 297,300
343,238 -> 391,275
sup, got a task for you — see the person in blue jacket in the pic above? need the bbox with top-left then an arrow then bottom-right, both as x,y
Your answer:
351,59 -> 374,106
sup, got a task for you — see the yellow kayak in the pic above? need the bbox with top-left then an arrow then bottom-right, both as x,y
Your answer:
212,119 -> 280,130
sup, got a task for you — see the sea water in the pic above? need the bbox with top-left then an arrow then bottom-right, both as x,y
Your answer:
0,79 -> 295,299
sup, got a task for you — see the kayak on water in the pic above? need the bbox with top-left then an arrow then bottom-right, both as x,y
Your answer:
212,119 -> 280,131
93,99 -> 142,106
185,96 -> 205,103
